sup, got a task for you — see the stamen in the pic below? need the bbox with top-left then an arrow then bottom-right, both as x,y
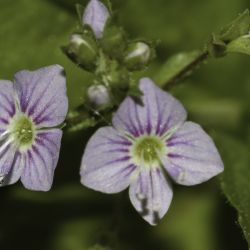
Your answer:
7,114 -> 35,150
131,135 -> 166,166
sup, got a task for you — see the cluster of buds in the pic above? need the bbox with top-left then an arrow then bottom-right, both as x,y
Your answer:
62,0 -> 155,108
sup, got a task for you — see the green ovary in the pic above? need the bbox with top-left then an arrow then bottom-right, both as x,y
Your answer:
9,115 -> 35,147
132,136 -> 166,165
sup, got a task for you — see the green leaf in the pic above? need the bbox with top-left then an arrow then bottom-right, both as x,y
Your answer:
215,133 -> 250,248
227,35 -> 250,55
153,50 -> 202,86
220,9 -> 250,42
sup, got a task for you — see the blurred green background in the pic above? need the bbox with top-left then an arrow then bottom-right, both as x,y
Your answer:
0,0 -> 250,249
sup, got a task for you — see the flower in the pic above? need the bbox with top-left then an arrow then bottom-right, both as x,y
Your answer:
0,65 -> 68,191
82,0 -> 110,39
80,78 -> 224,225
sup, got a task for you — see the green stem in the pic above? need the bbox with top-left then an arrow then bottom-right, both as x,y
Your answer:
164,50 -> 209,90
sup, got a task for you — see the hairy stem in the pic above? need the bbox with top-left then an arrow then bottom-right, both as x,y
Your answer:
164,50 -> 210,90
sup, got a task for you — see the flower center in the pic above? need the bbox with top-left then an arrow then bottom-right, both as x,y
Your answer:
131,136 -> 166,166
8,114 -> 35,149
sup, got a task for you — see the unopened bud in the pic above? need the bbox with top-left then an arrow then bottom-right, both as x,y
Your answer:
83,0 -> 110,39
101,26 -> 127,59
87,85 -> 110,107
65,33 -> 98,71
124,42 -> 153,70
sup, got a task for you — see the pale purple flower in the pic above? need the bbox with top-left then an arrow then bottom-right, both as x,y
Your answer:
80,78 -> 224,225
0,65 -> 68,191
82,0 -> 110,39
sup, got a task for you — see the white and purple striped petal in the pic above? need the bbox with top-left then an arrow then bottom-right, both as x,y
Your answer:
1,152 -> 24,186
129,167 -> 173,226
21,129 -> 62,191
0,142 -> 17,178
163,122 -> 224,185
83,0 -> 110,39
0,80 -> 16,128
13,65 -> 68,128
113,78 -> 187,137
81,127 -> 137,193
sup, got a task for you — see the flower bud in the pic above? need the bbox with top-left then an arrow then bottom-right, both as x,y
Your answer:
105,61 -> 129,88
82,0 -> 110,39
101,26 -> 127,59
124,42 -> 153,70
87,85 -> 110,107
65,33 -> 98,71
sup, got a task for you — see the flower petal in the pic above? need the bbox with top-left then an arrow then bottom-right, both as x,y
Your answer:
2,152 -> 24,186
0,80 -> 16,128
112,78 -> 187,137
13,65 -> 68,128
163,121 -> 224,185
0,141 -> 17,177
21,129 -> 62,191
80,127 -> 137,193
129,167 -> 173,226
83,0 -> 110,39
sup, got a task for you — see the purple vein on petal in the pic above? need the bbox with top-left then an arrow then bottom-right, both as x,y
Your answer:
103,156 -> 131,166
26,150 -> 35,186
34,108 -> 58,125
167,139 -> 219,154
167,161 -> 183,178
155,90 -> 164,135
33,96 -> 55,123
93,138 -> 132,149
0,143 -> 11,160
0,118 -> 9,125
91,141 -> 131,150
0,92 -> 16,117
168,153 -> 213,163
19,73 -> 43,113
32,145 -> 50,175
149,169 -> 154,200
159,115 -> 172,136
102,134 -> 132,145
27,74 -> 57,117
35,136 -> 59,151
134,103 -> 144,135
128,100 -> 140,136
167,140 -> 195,147
34,139 -> 55,164
167,131 -> 197,143
169,160 -> 214,177
138,171 -> 148,197
116,114 -> 139,137
84,156 -> 132,176
145,96 -> 152,134
104,148 -> 130,154
113,163 -> 137,179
